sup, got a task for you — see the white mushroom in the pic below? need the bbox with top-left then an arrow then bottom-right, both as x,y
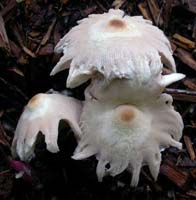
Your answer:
11,9 -> 184,188
51,9 -> 177,88
73,93 -> 183,186
12,91 -> 183,186
12,93 -> 82,161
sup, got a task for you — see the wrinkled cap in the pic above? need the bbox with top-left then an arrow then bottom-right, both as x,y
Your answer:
51,9 -> 176,88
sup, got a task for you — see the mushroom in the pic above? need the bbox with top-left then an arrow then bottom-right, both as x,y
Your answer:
50,9 -> 183,89
73,93 -> 183,186
12,93 -> 82,161
12,9 -> 184,187
12,91 -> 183,186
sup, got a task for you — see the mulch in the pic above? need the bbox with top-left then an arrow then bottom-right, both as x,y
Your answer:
0,0 -> 196,199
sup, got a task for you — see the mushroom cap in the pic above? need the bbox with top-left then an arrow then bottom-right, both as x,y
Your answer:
51,9 -> 175,88
85,73 -> 185,104
12,93 -> 82,161
73,93 -> 183,186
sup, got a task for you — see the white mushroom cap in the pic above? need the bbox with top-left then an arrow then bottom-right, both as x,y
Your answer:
73,94 -> 183,186
12,93 -> 82,161
51,9 -> 176,88
85,73 -> 185,104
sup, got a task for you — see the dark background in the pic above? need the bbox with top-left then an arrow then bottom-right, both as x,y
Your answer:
0,0 -> 196,199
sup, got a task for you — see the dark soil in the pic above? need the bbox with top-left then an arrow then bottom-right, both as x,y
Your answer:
0,0 -> 196,200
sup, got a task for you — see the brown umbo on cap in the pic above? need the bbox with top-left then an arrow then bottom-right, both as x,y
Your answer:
51,9 -> 176,88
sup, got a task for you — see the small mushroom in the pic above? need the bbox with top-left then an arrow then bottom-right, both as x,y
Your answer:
12,93 -> 82,161
51,9 -> 177,88
73,93 -> 183,186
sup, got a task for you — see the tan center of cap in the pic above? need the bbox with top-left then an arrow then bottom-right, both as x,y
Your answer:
114,105 -> 136,124
120,108 -> 135,123
107,19 -> 127,31
27,93 -> 46,109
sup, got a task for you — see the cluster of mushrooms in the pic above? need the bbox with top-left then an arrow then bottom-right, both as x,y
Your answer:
12,9 -> 185,187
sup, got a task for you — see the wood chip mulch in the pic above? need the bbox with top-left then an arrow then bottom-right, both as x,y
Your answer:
0,0 -> 196,200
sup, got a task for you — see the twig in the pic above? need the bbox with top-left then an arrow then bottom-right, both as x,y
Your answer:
0,13 -> 10,52
36,17 -> 57,54
187,190 -> 196,198
160,162 -> 189,190
12,24 -> 36,57
194,16 -> 196,48
0,145 -> 11,168
192,16 -> 196,59
94,0 -> 107,12
1,0 -> 16,17
112,0 -> 126,9
0,78 -> 28,101
183,79 -> 196,90
184,135 -> 196,161
176,48 -> 196,71
0,169 -> 11,176
172,34 -> 195,50
163,0 -> 173,29
0,123 -> 10,148
165,88 -> 196,102
138,1 -> 153,21
147,0 -> 163,26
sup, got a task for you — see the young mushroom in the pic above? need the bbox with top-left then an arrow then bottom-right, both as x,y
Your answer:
12,9 -> 184,187
12,93 -> 82,161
